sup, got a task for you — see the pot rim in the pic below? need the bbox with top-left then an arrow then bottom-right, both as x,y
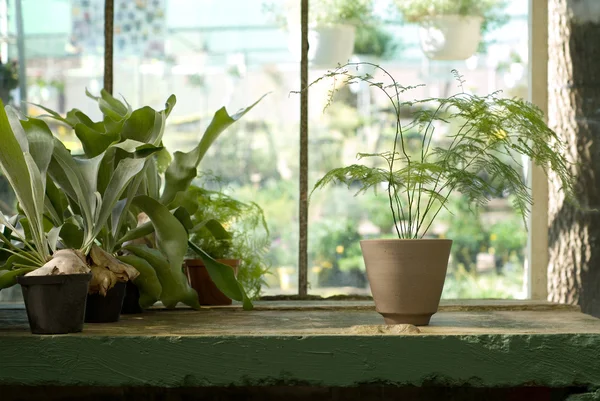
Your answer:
17,272 -> 92,286
421,14 -> 484,23
360,238 -> 452,243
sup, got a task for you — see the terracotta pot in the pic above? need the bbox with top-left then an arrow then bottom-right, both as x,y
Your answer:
185,259 -> 240,306
360,239 -> 452,326
418,15 -> 483,60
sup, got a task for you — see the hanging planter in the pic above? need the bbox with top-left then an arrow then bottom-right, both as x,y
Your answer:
395,0 -> 507,61
310,24 -> 357,68
418,15 -> 483,60
267,0 -> 375,68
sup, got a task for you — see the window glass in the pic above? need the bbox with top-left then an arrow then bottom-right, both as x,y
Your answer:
0,0 -> 531,302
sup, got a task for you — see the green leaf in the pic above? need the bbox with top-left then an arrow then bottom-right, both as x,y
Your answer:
117,254 -> 162,309
188,241 -> 253,310
74,123 -> 119,158
204,219 -> 232,241
60,221 -> 84,249
48,139 -> 103,246
45,176 -> 67,225
92,157 -> 150,241
121,107 -> 165,145
124,243 -> 199,309
163,94 -> 176,118
131,196 -> 200,309
117,220 -> 154,245
0,103 -> 48,260
19,117 -> 54,181
0,267 -> 36,290
31,103 -> 75,127
173,207 -> 193,231
161,94 -> 268,204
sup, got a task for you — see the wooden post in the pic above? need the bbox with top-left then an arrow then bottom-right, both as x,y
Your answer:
104,0 -> 114,95
298,0 -> 309,296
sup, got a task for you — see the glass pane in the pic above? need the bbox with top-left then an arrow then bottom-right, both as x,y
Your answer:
307,0 -> 530,298
113,0 -> 300,297
0,0 -> 100,303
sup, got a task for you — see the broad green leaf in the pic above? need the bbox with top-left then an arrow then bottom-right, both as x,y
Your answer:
87,88 -> 131,122
204,219 -> 232,240
155,147 -> 172,174
117,254 -> 162,309
173,207 -> 193,231
47,225 -> 62,253
120,107 -> 165,145
132,195 -> 188,267
20,118 -> 55,184
32,103 -> 75,127
117,220 -> 154,245
130,196 -> 203,308
45,176 -> 67,225
0,267 -> 36,290
23,153 -> 47,252
0,251 -> 40,270
163,95 -> 176,118
161,94 -> 268,204
145,158 -> 160,199
60,222 -> 84,249
100,89 -> 130,117
169,187 -> 201,215
188,241 -> 253,310
0,103 -> 47,259
5,106 -> 29,151
92,157 -> 149,240
123,243 -> 199,309
74,123 -> 119,158
49,139 -> 101,242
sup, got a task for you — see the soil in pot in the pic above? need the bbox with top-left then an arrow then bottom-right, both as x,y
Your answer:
121,281 -> 143,314
185,259 -> 239,306
85,281 -> 126,323
17,273 -> 92,335
360,239 -> 452,326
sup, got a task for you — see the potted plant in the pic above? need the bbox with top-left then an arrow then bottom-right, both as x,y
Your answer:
395,0 -> 507,60
65,91 -> 269,313
184,185 -> 270,305
265,0 -> 375,68
304,63 -> 576,325
0,97 -> 157,333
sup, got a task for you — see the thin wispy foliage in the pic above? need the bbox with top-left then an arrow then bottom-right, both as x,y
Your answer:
300,63 -> 575,239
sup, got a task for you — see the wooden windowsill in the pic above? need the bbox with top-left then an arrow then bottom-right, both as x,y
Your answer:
0,300 -> 599,389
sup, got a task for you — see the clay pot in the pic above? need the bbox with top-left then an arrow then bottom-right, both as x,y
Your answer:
185,259 -> 240,306
360,239 -> 452,326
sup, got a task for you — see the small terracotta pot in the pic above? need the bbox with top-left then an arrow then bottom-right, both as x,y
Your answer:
184,259 -> 240,306
360,239 -> 452,326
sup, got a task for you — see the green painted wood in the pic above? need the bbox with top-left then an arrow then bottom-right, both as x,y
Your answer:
0,303 -> 599,388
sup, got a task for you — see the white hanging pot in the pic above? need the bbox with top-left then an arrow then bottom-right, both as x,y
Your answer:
310,24 -> 356,68
288,24 -> 356,68
353,54 -> 380,77
418,15 -> 483,60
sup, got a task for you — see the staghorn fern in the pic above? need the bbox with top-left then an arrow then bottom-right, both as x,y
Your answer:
304,63 -> 575,239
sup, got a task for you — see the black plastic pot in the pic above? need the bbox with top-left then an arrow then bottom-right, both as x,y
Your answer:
85,281 -> 126,323
121,281 -> 143,314
17,273 -> 92,335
